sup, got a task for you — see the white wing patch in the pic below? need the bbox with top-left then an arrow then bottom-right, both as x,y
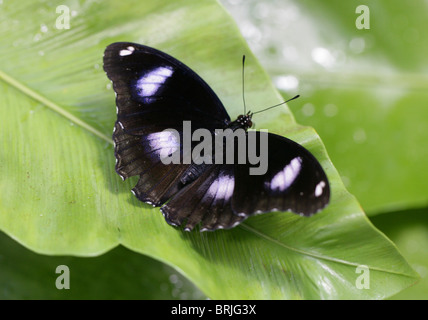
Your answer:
119,46 -> 135,56
270,157 -> 302,192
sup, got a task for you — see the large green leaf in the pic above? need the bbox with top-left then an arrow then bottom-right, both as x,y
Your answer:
0,231 -> 204,299
371,208 -> 428,300
0,0 -> 418,299
222,0 -> 428,215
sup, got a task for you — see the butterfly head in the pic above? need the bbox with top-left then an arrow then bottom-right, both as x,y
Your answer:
236,112 -> 254,130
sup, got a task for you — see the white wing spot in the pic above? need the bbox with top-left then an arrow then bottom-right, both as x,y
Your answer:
135,66 -> 174,97
270,157 -> 302,192
207,174 -> 234,202
315,181 -> 326,197
119,46 -> 135,56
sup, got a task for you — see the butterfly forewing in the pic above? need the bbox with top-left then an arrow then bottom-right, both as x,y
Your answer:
104,42 -> 230,135
105,42 -> 232,207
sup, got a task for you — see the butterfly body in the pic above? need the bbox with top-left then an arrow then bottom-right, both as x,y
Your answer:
180,113 -> 252,185
229,114 -> 253,130
104,42 -> 330,231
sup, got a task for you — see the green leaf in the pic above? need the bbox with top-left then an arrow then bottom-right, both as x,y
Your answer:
0,230 -> 205,299
0,0 -> 418,299
223,0 -> 428,214
371,208 -> 428,300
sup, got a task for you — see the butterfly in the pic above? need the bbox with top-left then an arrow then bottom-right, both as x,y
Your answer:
103,42 -> 330,231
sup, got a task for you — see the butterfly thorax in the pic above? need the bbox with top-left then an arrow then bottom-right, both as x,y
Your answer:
180,113 -> 253,186
226,113 -> 253,131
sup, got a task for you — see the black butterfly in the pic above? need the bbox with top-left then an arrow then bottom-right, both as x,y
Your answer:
103,42 -> 330,231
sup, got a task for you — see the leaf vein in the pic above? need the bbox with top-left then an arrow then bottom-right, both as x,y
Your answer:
0,69 -> 113,145
239,223 -> 418,278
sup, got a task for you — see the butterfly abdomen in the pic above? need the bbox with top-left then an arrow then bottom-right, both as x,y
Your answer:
180,162 -> 210,185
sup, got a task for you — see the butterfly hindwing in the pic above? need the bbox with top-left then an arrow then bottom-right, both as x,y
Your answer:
161,163 -> 245,231
232,132 -> 330,217
113,122 -> 189,206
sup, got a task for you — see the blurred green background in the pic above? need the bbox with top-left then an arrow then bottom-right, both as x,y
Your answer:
1,0 -> 427,299
222,0 -> 428,299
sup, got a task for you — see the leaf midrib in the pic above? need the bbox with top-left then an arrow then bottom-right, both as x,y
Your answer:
0,69 -> 113,145
0,69 -> 417,280
239,224 -> 417,278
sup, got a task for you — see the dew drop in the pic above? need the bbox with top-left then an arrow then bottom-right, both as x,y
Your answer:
301,103 -> 315,117
169,274 -> 178,284
353,128 -> 366,143
414,265 -> 428,278
40,24 -> 48,33
282,46 -> 298,62
33,33 -> 42,42
179,292 -> 189,300
349,37 -> 365,54
275,75 -> 299,91
241,22 -> 262,44
312,47 -> 335,68
252,3 -> 269,19
323,103 -> 338,117
227,0 -> 243,6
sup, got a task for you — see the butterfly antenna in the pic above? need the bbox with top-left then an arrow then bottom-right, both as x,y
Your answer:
242,55 -> 247,115
252,95 -> 300,115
